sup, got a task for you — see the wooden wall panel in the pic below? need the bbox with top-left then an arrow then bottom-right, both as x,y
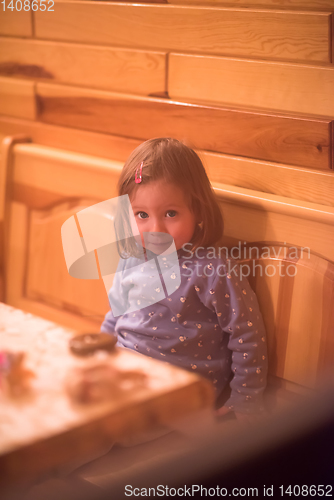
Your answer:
0,77 -> 36,120
36,83 -> 333,170
34,3 -> 332,63
0,9 -> 32,37
168,0 -> 334,10
169,54 -> 334,117
0,38 -> 166,97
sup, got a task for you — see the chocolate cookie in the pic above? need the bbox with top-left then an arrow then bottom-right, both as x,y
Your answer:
69,333 -> 117,356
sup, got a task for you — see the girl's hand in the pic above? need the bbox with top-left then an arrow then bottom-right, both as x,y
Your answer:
215,406 -> 231,418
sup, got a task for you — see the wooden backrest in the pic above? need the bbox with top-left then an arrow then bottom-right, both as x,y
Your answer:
3,139 -> 334,392
3,140 -> 120,330
235,243 -> 334,391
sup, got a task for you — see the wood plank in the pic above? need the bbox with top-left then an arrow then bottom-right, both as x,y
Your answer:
236,246 -> 334,389
12,143 -> 334,214
5,201 -> 28,306
168,0 -> 334,11
12,143 -> 122,201
0,8 -> 32,37
0,115 -> 140,162
217,183 -> 334,225
0,38 -> 166,97
1,118 -> 332,206
0,117 -> 333,207
0,136 -> 31,303
201,151 -> 334,208
26,202 -> 111,320
0,77 -> 36,120
36,82 -> 333,170
34,2 -> 332,63
169,54 -> 334,117
284,261 -> 324,388
13,142 -> 334,226
217,183 -> 334,263
318,263 -> 334,385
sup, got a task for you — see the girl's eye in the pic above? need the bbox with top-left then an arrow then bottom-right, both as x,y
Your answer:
166,210 -> 177,218
137,211 -> 149,219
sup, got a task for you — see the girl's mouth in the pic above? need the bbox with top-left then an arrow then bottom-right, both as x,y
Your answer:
142,232 -> 174,254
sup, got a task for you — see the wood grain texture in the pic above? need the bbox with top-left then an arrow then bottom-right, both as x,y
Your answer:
12,143 -> 334,225
284,258 -> 323,387
216,183 -> 334,262
26,202 -> 110,318
34,2 -> 332,63
169,54 -> 334,117
201,151 -> 334,207
0,115 -> 140,162
0,8 -> 32,37
12,143 -> 122,201
36,83 -> 333,170
0,117 -> 332,206
0,302 -> 213,487
236,246 -> 334,389
10,141 -> 334,270
6,198 -> 108,330
5,202 -> 28,307
318,262 -> 334,385
7,143 -> 122,330
0,38 -> 166,97
0,136 -> 31,304
1,117 -> 332,206
216,183 -> 334,225
168,0 -> 334,10
0,77 -> 36,120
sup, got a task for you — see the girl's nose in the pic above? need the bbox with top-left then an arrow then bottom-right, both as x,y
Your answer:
151,218 -> 167,234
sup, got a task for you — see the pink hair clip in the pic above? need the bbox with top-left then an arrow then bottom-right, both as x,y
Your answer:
135,161 -> 143,184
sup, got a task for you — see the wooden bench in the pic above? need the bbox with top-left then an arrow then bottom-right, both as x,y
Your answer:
235,242 -> 334,406
1,138 -> 333,403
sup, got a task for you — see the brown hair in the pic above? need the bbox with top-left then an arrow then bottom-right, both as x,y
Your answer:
115,138 -> 223,256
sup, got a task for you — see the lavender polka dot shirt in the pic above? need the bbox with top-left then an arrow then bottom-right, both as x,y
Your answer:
101,247 -> 268,413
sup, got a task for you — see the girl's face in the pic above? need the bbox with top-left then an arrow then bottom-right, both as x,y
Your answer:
130,180 -> 197,252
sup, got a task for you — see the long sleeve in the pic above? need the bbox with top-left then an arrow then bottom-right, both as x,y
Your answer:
197,256 -> 268,413
100,309 -> 117,334
221,258 -> 267,413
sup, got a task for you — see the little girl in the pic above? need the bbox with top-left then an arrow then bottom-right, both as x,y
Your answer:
101,138 -> 267,418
